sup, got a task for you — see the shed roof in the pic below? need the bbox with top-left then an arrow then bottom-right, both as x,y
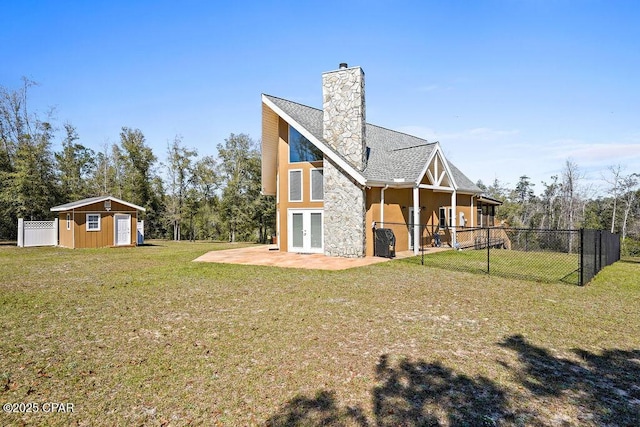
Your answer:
262,94 -> 481,193
50,196 -> 146,212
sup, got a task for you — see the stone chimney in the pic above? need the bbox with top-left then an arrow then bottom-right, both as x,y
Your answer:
322,63 -> 366,170
321,64 -> 367,258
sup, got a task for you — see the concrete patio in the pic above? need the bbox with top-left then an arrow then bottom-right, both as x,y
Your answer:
193,245 -> 436,270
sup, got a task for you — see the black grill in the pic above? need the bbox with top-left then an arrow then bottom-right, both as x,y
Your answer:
375,228 -> 396,258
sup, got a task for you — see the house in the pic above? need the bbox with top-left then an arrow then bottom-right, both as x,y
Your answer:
50,196 -> 145,248
261,63 -> 500,257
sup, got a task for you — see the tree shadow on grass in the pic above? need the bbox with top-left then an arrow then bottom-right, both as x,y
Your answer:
499,334 -> 640,426
372,355 -> 505,426
265,390 -> 369,427
267,355 -> 507,426
267,336 -> 640,426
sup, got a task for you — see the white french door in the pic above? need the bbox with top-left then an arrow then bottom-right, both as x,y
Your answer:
288,209 -> 323,253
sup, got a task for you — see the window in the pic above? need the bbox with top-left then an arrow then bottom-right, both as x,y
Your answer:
439,207 -> 447,228
289,126 -> 322,163
289,170 -> 302,202
310,168 -> 323,201
66,213 -> 71,230
86,214 -> 101,231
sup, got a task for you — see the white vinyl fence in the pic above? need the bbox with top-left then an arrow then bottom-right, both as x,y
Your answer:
17,218 -> 58,247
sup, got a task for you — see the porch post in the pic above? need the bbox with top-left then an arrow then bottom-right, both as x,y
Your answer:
470,195 -> 474,227
451,190 -> 457,247
413,186 -> 420,255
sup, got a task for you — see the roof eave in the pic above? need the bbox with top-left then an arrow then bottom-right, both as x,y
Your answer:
477,195 -> 503,205
365,179 -> 416,188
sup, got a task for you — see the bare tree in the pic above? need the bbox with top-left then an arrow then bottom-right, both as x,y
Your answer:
561,160 -> 584,252
540,175 -> 561,229
603,164 -> 624,233
619,173 -> 639,241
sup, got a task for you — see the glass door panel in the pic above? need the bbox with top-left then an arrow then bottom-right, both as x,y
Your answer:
310,213 -> 322,249
291,213 -> 304,249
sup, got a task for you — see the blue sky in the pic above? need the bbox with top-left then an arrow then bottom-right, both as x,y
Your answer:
2,0 -> 639,194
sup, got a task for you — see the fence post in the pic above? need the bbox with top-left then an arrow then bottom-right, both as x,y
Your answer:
597,230 -> 602,273
579,228 -> 584,286
421,224 -> 425,266
486,227 -> 490,274
593,230 -> 598,280
53,218 -> 59,246
17,218 -> 24,247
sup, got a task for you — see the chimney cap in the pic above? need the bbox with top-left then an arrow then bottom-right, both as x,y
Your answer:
339,62 -> 348,69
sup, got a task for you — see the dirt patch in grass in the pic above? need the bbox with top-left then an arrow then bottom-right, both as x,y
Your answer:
1,241 -> 639,426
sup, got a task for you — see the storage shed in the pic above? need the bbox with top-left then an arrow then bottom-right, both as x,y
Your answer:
50,196 -> 145,249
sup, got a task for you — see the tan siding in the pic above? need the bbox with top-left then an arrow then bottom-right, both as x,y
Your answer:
277,118 -> 324,252
365,189 -> 376,256
58,213 -> 73,248
72,200 -> 136,213
75,212 -> 111,248
261,104 -> 279,195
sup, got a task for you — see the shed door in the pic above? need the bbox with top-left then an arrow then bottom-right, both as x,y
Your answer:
114,214 -> 131,246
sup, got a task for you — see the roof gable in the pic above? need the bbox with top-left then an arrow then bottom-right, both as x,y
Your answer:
50,196 -> 146,212
418,145 -> 456,189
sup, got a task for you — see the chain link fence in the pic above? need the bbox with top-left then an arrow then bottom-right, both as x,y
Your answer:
374,223 -> 620,285
581,229 -> 622,285
435,227 -> 582,284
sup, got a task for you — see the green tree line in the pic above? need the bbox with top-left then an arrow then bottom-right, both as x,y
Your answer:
0,79 -> 275,242
478,160 -> 640,256
1,79 -> 637,254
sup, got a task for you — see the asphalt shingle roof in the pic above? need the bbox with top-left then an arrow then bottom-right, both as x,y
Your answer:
264,94 -> 481,193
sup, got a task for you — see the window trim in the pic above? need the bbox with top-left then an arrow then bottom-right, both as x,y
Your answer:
288,169 -> 303,202
439,207 -> 447,229
310,168 -> 324,202
86,213 -> 101,232
66,213 -> 71,230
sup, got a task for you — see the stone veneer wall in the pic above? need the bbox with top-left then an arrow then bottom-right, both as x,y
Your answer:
323,157 -> 366,257
322,67 -> 366,170
321,65 -> 367,258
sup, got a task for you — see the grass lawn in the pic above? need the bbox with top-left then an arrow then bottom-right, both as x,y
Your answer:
1,241 -> 639,426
